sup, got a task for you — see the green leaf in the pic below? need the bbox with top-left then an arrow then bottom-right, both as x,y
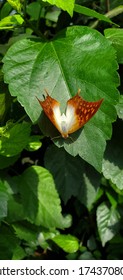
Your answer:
7,196 -> 25,222
19,165 -> 71,229
115,95 -> 123,119
12,245 -> 26,260
78,165 -> 101,210
38,230 -> 58,250
0,225 -> 19,260
0,180 -> 8,219
27,2 -> 43,20
79,251 -> 95,260
44,145 -> 84,203
7,0 -> 22,13
13,223 -> 39,244
102,140 -> 123,191
0,15 -> 24,30
91,5 -> 123,29
52,234 -> 79,253
45,9 -> 61,23
0,154 -> 19,169
97,202 -> 120,246
26,135 -> 42,151
44,145 -> 101,208
3,26 -> 119,171
42,0 -> 75,16
0,122 -> 31,157
74,4 -> 114,25
0,93 -> 6,121
104,28 -> 123,64
0,2 -> 12,20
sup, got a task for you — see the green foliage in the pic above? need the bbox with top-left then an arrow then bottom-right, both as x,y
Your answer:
0,0 -> 123,260
0,14 -> 24,29
104,28 -> 123,64
42,0 -> 75,16
19,165 -> 71,228
74,4 -> 115,24
97,202 -> 120,246
2,26 -> 119,171
0,122 -> 31,156
44,145 -> 101,209
52,234 -> 79,253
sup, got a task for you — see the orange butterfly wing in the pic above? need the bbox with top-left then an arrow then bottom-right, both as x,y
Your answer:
37,89 -> 103,138
66,90 -> 103,135
37,90 -> 62,134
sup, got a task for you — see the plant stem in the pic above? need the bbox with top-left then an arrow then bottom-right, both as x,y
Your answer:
23,0 -> 27,19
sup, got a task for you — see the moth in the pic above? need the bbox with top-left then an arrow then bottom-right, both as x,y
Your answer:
37,89 -> 103,139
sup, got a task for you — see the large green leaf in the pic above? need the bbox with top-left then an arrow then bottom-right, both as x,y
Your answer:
19,165 -> 71,229
44,145 -> 101,208
97,202 -> 120,246
42,0 -> 75,16
3,26 -> 119,171
104,28 -> 123,64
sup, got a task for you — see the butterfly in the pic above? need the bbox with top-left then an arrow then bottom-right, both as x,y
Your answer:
37,89 -> 103,139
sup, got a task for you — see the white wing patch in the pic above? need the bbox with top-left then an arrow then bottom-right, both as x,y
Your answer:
53,103 -> 76,137
65,104 -> 76,131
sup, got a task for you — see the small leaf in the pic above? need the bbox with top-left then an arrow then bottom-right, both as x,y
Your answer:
19,165 -> 71,229
26,135 -> 42,151
7,0 -> 22,13
42,0 -> 75,16
0,180 -> 8,219
27,2 -> 43,20
52,234 -> 79,253
97,202 -> 120,246
0,15 -> 24,30
79,251 -> 95,260
0,2 -> 12,20
12,245 -> 26,260
102,141 -> 123,191
0,122 -> 31,157
104,28 -> 123,64
115,95 -> 123,119
74,4 -> 114,24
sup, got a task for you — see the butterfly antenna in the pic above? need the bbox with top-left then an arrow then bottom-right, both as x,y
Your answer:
77,89 -> 81,95
44,88 -> 49,96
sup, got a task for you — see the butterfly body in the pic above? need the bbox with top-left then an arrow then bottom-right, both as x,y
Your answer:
37,89 -> 103,138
